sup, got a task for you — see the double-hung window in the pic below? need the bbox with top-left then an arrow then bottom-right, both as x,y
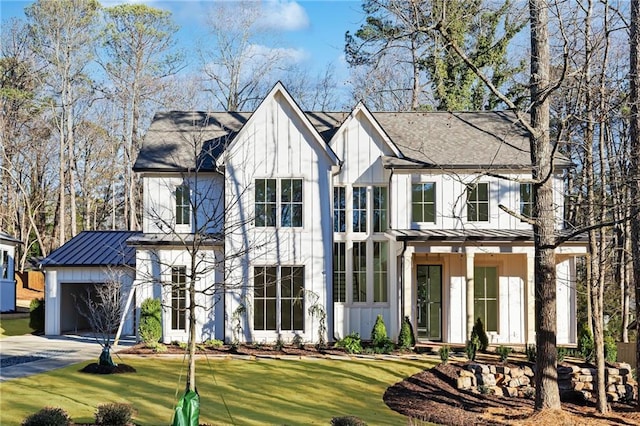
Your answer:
412,183 -> 436,223
373,241 -> 388,302
254,266 -> 304,332
255,179 -> 277,227
353,187 -> 367,233
175,185 -> 190,226
281,179 -> 303,227
372,186 -> 387,232
474,266 -> 498,332
333,187 -> 346,232
467,182 -> 489,222
171,266 -> 187,330
352,242 -> 367,302
333,242 -> 346,302
520,183 -> 533,220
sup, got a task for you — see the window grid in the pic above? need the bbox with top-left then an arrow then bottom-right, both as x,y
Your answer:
467,183 -> 489,222
333,242 -> 346,302
412,183 -> 436,223
520,183 -> 533,221
373,186 -> 388,232
255,179 -> 277,227
474,267 -> 498,332
353,187 -> 367,233
254,266 -> 304,332
333,187 -> 346,232
254,266 -> 277,331
280,266 -> 304,331
373,241 -> 388,302
175,185 -> 190,225
171,266 -> 187,331
281,179 -> 303,227
352,242 -> 367,302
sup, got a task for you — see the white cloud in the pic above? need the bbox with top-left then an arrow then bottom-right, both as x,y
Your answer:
259,1 -> 310,32
245,43 -> 309,64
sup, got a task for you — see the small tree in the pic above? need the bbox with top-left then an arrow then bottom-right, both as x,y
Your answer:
371,314 -> 388,346
29,298 -> 45,333
398,316 -> 415,350
138,297 -> 162,344
471,318 -> 489,352
75,270 -> 128,366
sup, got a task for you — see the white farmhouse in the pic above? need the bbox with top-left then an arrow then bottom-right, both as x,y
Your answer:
41,82 -> 587,345
129,82 -> 587,345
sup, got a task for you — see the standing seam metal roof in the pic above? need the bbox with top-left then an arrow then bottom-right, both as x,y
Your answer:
40,231 -> 140,267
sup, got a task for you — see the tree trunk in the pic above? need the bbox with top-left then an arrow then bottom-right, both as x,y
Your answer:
629,0 -> 640,409
530,0 -> 561,410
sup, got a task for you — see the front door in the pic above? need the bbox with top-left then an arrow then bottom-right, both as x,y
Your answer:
416,265 -> 442,341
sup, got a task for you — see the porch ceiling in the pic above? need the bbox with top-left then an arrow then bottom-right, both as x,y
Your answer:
386,229 -> 588,243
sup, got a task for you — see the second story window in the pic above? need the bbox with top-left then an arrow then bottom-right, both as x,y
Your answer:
353,187 -> 367,233
175,185 -> 190,226
373,186 -> 387,232
520,183 -> 533,221
255,179 -> 277,227
467,182 -> 489,222
333,187 -> 346,232
281,179 -> 303,227
412,183 -> 435,223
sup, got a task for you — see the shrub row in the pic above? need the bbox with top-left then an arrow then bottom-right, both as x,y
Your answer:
23,403 -> 135,426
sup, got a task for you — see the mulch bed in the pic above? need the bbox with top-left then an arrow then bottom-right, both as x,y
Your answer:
79,363 -> 137,374
384,361 -> 640,425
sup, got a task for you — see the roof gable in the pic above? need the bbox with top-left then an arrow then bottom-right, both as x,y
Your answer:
216,82 -> 340,168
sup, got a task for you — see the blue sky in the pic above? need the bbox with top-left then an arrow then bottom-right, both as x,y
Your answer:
1,0 -> 365,90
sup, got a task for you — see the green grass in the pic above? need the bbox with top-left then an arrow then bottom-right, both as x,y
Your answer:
0,317 -> 33,338
0,356 -> 434,425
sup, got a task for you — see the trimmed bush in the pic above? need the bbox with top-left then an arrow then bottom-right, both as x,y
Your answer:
397,316 -> 415,350
526,344 -> 536,362
22,406 -> 71,426
577,322 -> 594,362
138,298 -> 162,344
438,345 -> 450,363
495,345 -> 512,362
29,298 -> 45,333
95,402 -> 136,426
465,335 -> 480,361
336,332 -> 362,354
204,338 -> 224,348
471,318 -> 489,352
604,335 -> 617,363
371,315 -> 388,346
330,415 -> 367,426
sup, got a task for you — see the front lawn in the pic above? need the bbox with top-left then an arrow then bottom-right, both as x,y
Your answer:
0,316 -> 33,338
0,356 -> 433,425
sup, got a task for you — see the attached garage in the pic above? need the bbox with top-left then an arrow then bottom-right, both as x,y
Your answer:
41,231 -> 140,336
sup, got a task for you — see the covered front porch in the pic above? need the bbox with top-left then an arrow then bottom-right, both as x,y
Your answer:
388,229 -> 588,345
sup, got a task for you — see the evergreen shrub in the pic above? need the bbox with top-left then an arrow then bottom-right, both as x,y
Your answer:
138,298 -> 162,344
22,407 -> 71,426
29,298 -> 45,332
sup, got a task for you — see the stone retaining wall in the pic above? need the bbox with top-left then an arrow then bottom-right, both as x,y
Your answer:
456,361 -> 636,402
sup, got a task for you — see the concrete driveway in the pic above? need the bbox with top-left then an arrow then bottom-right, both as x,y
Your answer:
0,334 -> 136,381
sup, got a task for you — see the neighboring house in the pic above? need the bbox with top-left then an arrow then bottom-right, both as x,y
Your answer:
0,231 -> 21,312
129,82 -> 587,346
41,231 -> 137,335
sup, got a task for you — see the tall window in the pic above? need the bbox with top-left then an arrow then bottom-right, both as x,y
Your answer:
353,187 -> 367,233
281,179 -> 303,227
254,266 -> 304,332
467,182 -> 489,222
412,183 -> 436,223
373,241 -> 388,302
474,266 -> 498,332
280,267 -> 304,330
520,183 -> 533,220
333,187 -> 346,232
175,185 -> 190,225
0,250 -> 8,279
254,266 -> 277,330
171,266 -> 187,330
352,242 -> 367,302
255,179 -> 277,227
373,186 -> 387,232
333,243 -> 346,302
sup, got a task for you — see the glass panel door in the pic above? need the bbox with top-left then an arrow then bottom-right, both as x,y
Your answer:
417,265 -> 442,340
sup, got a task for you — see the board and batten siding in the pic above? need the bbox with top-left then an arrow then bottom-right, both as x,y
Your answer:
224,89 -> 335,343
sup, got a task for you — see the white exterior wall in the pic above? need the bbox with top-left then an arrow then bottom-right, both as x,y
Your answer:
556,256 -> 577,344
143,173 -> 224,235
44,266 -> 135,336
224,90 -> 335,343
134,247 -> 224,343
0,240 -> 17,312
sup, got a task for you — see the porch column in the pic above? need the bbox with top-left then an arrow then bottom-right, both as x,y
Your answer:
402,246 -> 414,329
526,252 -> 536,344
465,250 -> 475,340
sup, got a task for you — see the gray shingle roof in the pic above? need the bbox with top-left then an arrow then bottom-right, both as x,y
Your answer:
40,231 -> 140,267
0,231 -> 21,245
135,109 -> 570,172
